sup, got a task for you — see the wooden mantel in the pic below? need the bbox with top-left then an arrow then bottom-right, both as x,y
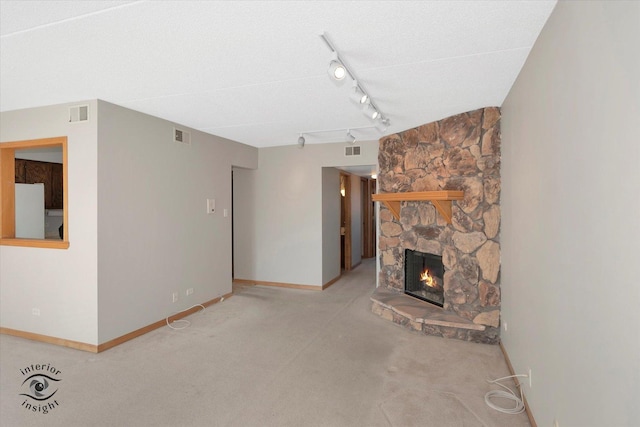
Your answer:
372,191 -> 464,223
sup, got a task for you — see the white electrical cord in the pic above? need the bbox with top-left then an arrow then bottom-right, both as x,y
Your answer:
166,304 -> 206,330
484,374 -> 527,414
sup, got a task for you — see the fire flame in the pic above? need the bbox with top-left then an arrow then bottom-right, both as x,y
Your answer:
420,269 -> 436,288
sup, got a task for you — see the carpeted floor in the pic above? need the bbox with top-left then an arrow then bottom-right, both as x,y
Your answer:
0,259 -> 530,426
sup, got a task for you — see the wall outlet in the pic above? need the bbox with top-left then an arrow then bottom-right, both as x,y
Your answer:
186,288 -> 194,296
172,292 -> 179,303
32,308 -> 40,316
528,368 -> 532,388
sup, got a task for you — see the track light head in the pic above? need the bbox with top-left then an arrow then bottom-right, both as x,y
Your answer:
376,116 -> 390,129
328,60 -> 346,81
350,85 -> 369,104
363,104 -> 380,120
347,130 -> 356,144
375,120 -> 388,133
298,135 -> 305,148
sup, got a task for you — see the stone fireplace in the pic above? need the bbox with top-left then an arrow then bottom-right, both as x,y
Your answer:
371,107 -> 501,344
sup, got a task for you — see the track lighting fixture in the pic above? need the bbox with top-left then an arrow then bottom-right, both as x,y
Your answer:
347,130 -> 356,144
355,89 -> 369,104
375,119 -> 389,133
296,121 -> 390,146
350,81 -> 369,104
320,32 -> 390,127
363,104 -> 380,120
296,125 -> 377,146
328,59 -> 346,81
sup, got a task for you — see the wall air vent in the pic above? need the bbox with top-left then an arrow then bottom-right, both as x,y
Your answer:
69,105 -> 89,123
173,127 -> 191,145
345,145 -> 361,157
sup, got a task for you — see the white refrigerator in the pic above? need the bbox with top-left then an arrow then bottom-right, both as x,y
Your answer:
15,183 -> 45,239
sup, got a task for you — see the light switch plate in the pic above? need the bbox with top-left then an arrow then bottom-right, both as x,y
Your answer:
207,198 -> 215,214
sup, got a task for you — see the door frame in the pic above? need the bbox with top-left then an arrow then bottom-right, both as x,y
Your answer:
340,173 -> 352,271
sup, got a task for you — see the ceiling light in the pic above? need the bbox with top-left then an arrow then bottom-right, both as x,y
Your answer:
297,124 -> 388,143
350,81 -> 369,104
328,60 -> 346,81
352,88 -> 369,104
363,104 -> 380,120
346,130 -> 356,144
357,90 -> 369,104
375,117 -> 390,132
321,32 -> 389,126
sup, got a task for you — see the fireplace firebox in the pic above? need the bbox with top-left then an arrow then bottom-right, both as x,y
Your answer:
404,249 -> 444,307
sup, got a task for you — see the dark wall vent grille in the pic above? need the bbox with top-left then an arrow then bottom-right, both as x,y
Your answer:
173,128 -> 191,145
345,146 -> 361,156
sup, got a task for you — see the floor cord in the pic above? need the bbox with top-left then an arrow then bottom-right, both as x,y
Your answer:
484,374 -> 527,414
166,304 -> 206,330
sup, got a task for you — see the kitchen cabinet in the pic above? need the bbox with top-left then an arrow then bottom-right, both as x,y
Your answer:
51,163 -> 63,209
14,159 -> 63,209
15,159 -> 26,183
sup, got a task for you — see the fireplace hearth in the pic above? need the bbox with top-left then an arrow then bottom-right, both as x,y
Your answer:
404,249 -> 444,307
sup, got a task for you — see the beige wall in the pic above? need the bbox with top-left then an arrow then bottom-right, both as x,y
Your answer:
0,101 -> 99,344
501,1 -> 640,425
15,149 -> 63,164
97,100 -> 257,343
232,167 -> 257,280
234,141 -> 377,287
0,99 -> 258,346
322,167 -> 340,284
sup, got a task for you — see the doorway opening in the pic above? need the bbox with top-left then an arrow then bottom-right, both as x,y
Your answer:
339,170 -> 376,272
340,173 -> 351,271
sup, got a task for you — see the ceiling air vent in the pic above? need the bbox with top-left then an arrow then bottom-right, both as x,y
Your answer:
173,127 -> 191,145
69,105 -> 89,123
345,145 -> 361,157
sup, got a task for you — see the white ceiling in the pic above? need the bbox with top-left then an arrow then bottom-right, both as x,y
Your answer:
0,1 -> 556,148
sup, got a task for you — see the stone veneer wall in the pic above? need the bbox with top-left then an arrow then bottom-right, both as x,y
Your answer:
377,107 -> 501,343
